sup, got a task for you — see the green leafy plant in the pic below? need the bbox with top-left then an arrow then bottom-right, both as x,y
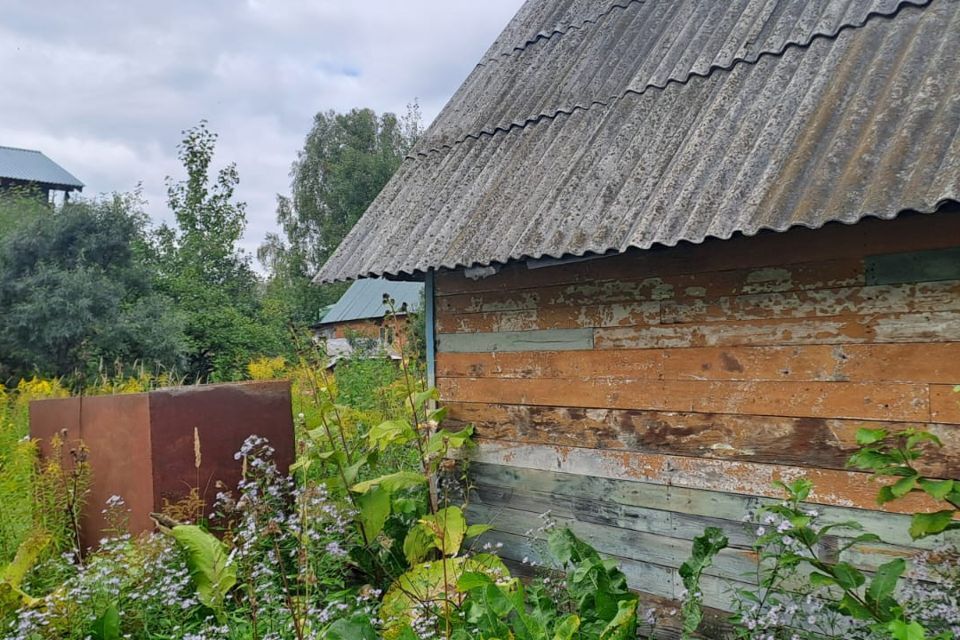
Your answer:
848,427 -> 959,539
678,527 -> 727,640
0,530 -> 51,616
154,522 -> 236,621
452,528 -> 639,640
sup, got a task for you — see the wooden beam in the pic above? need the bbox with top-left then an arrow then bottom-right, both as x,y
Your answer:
461,440 -> 952,515
439,376 -> 932,422
436,343 -> 960,384
445,402 -> 960,476
436,328 -> 594,353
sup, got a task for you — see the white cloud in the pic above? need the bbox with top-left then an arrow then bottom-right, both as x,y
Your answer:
0,0 -> 524,258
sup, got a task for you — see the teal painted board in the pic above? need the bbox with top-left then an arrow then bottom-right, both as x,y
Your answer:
468,462 -> 959,550
866,247 -> 960,285
436,328 -> 594,353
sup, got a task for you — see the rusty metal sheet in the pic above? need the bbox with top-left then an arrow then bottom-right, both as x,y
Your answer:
29,381 -> 294,546
316,0 -> 960,283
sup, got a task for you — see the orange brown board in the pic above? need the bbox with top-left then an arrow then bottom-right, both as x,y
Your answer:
433,212 -> 960,611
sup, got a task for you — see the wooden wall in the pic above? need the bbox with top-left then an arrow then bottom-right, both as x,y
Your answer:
433,211 -> 960,634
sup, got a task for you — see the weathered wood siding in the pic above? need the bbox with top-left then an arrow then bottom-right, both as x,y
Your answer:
433,212 -> 960,629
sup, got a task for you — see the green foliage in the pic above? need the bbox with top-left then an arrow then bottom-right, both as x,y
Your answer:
155,122 -> 286,381
678,527 -> 727,639
0,530 -> 50,615
259,105 -> 422,325
0,193 -> 186,383
89,604 -> 121,640
161,524 -> 236,619
848,427 -> 960,539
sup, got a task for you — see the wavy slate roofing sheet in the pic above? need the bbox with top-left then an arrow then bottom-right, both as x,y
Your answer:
316,0 -> 960,283
0,146 -> 84,189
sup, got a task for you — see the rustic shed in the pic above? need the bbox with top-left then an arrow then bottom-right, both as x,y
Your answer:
0,145 -> 84,201
316,0 -> 960,629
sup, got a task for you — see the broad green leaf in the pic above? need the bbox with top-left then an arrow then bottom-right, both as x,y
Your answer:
890,475 -> 918,499
90,604 -> 121,640
326,615 -> 379,640
402,524 -> 436,566
367,419 -> 415,452
867,559 -> 905,612
838,593 -> 875,621
2,530 -> 50,588
906,431 -> 942,450
426,425 -> 474,456
888,619 -> 927,640
457,571 -> 494,592
356,487 -> 391,542
381,555 -> 511,639
351,471 -> 426,495
599,597 -> 639,640
419,506 -> 467,556
808,572 -> 837,588
168,525 -> 237,616
855,428 -> 888,446
909,510 -> 957,540
918,478 -> 955,501
411,388 -> 438,411
344,453 -> 371,486
553,614 -> 581,640
831,562 -> 866,591
465,523 -> 493,539
427,406 -> 448,424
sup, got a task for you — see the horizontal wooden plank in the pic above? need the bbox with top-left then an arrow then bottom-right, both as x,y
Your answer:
468,483 -> 921,575
461,440 -> 951,515
594,311 -> 960,350
437,258 -> 865,316
931,385 -> 960,424
439,377 -> 929,422
661,280 -> 960,325
436,343 -> 960,384
436,301 -> 660,333
436,212 -> 960,297
474,528 -> 745,612
467,503 -> 759,579
436,328 -> 594,353
446,402 -> 960,476
468,462 -> 960,550
866,247 -> 960,286
470,479 -> 756,548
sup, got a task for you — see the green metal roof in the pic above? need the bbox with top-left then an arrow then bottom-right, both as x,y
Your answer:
0,146 -> 84,190
318,278 -> 422,325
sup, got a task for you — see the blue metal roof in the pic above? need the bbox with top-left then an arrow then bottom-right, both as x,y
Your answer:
0,146 -> 84,190
319,278 -> 423,324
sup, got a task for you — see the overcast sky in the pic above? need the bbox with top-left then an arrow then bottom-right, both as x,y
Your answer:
0,0 -> 524,260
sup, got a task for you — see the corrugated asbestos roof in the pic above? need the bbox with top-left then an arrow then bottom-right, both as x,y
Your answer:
318,278 -> 423,324
316,0 -> 960,282
0,146 -> 84,190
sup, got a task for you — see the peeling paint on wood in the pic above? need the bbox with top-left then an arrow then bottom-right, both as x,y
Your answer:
594,311 -> 960,350
436,300 -> 661,333
461,440 -> 950,515
439,377 -> 930,422
436,343 -> 960,383
436,328 -> 594,352
661,281 -> 960,324
468,462 -> 959,550
445,402 -> 960,475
